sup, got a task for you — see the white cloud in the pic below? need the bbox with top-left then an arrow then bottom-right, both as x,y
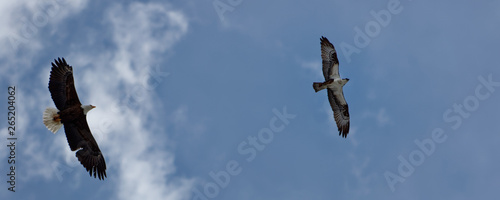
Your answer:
76,2 -> 193,200
300,60 -> 323,79
0,0 -> 88,59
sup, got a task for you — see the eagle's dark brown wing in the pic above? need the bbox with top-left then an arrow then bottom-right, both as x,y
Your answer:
327,89 -> 350,137
48,57 -> 81,110
320,36 -> 340,81
63,114 -> 107,180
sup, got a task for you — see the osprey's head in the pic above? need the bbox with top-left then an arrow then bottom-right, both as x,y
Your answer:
82,104 -> 96,115
341,78 -> 350,86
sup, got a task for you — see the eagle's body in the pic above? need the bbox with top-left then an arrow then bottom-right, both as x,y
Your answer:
58,105 -> 85,123
43,57 -> 107,180
313,36 -> 350,137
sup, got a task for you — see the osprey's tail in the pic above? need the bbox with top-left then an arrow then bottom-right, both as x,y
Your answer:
43,107 -> 62,134
313,82 -> 328,92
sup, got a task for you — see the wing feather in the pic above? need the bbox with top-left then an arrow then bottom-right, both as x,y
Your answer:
327,89 -> 350,137
62,108 -> 107,179
320,36 -> 340,81
48,57 -> 81,110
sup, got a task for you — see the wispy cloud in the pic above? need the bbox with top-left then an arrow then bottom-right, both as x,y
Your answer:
362,107 -> 392,127
0,0 -> 88,56
300,60 -> 323,79
79,2 -> 192,200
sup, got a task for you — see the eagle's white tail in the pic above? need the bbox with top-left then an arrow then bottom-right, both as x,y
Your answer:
43,107 -> 62,134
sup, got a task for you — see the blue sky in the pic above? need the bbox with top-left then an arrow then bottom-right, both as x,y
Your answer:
1,0 -> 500,199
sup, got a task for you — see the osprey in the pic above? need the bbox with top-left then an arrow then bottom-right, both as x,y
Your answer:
313,36 -> 350,137
43,57 -> 107,180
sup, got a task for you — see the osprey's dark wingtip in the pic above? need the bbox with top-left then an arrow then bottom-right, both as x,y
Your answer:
338,129 -> 349,138
320,36 -> 333,48
320,36 -> 327,43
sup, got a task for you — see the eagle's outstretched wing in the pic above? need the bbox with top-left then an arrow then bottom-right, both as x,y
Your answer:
48,57 -> 81,110
63,112 -> 107,180
327,89 -> 350,137
320,36 -> 340,81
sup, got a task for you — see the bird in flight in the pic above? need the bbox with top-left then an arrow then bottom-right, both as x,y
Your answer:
313,36 -> 350,137
43,57 -> 107,180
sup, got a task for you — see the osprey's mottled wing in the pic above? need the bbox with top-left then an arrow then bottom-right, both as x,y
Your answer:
320,36 -> 340,81
48,58 -> 81,110
327,89 -> 350,137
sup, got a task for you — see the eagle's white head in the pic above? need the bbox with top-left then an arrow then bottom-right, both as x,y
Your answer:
82,104 -> 96,115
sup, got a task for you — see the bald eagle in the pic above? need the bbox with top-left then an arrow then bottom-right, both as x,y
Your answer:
313,36 -> 350,137
43,57 -> 107,180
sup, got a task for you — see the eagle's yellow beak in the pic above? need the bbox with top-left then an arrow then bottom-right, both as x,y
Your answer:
91,105 -> 96,108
